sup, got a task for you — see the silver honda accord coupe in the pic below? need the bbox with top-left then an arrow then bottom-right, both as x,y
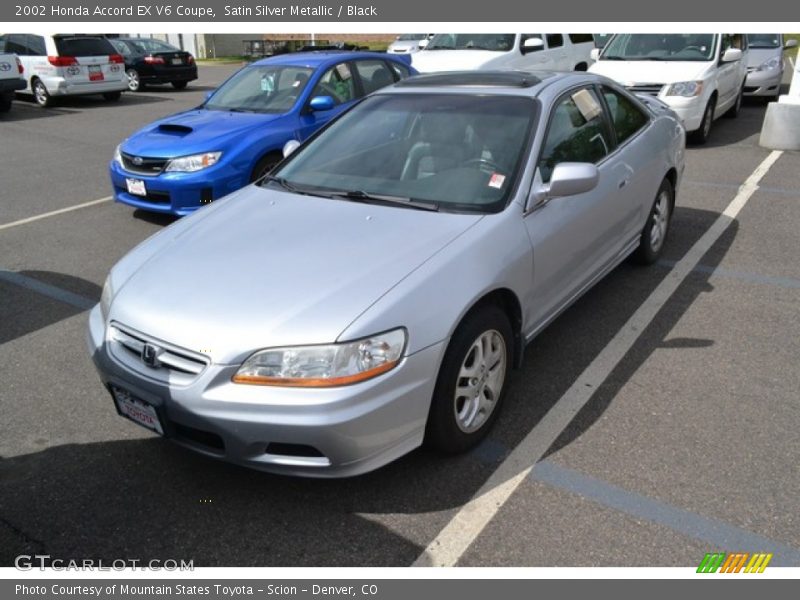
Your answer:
87,71 -> 685,477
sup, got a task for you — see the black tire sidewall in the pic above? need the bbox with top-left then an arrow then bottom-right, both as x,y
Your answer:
250,153 -> 281,182
425,304 -> 513,454
689,100 -> 714,144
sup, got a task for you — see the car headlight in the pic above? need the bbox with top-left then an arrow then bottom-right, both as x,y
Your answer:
233,328 -> 407,387
100,276 -> 113,321
165,152 -> 222,173
113,144 -> 123,167
757,56 -> 782,71
666,81 -> 704,97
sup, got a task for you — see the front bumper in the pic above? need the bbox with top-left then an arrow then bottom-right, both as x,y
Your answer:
109,159 -> 249,216
86,304 -> 443,477
744,68 -> 782,96
661,95 -> 706,133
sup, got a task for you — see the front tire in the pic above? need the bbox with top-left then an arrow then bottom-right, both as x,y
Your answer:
688,98 -> 714,144
724,85 -> 744,118
250,152 -> 282,183
32,78 -> 52,107
0,93 -> 12,113
425,305 -> 512,454
632,178 -> 674,265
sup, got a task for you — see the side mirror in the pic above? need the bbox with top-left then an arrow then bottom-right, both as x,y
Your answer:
418,39 -> 430,49
522,37 -> 545,54
309,95 -> 335,112
785,39 -> 798,50
282,140 -> 301,158
590,48 -> 600,61
721,48 -> 742,63
529,163 -> 599,208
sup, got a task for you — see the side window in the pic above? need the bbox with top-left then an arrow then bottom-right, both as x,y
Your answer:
0,35 -> 5,52
5,34 -> 29,55
310,62 -> 356,105
546,34 -> 564,49
568,34 -> 594,44
27,35 -> 47,56
602,87 -> 648,145
538,88 -> 610,183
387,61 -> 410,80
354,60 -> 396,95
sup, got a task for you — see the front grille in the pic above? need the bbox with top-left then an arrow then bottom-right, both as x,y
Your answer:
109,323 -> 209,383
121,152 -> 169,176
625,83 -> 664,96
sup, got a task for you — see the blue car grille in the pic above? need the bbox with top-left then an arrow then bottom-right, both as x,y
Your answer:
121,152 -> 169,175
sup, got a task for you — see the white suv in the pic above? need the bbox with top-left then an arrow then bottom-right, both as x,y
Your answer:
590,34 -> 749,144
412,33 -> 595,73
1,33 -> 126,107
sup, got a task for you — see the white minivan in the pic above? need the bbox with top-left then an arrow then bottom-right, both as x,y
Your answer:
1,33 -> 127,107
589,34 -> 749,144
411,33 -> 595,73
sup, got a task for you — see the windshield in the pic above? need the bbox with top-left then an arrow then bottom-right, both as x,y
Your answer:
397,34 -> 428,41
602,34 -> 717,61
205,65 -> 314,114
271,93 -> 537,213
747,34 -> 781,48
128,38 -> 181,53
426,34 -> 516,52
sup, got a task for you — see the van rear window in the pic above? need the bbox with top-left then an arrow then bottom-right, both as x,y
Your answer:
54,37 -> 115,57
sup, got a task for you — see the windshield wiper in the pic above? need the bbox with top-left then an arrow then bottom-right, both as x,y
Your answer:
260,176 -> 334,199
331,190 -> 439,212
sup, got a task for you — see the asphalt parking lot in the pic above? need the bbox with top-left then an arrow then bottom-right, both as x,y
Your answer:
1,64 -> 798,568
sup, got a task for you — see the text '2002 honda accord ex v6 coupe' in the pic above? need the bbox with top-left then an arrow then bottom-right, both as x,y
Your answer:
87,71 -> 685,477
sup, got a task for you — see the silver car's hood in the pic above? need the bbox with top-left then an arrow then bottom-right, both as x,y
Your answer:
109,186 -> 483,364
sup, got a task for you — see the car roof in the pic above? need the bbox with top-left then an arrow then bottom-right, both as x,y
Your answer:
252,51 -> 404,69
383,70 -> 612,98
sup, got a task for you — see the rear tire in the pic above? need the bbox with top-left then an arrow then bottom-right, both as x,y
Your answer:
32,78 -> 52,108
0,94 -> 12,113
424,304 -> 512,454
126,68 -> 142,92
171,81 -> 188,90
688,98 -> 714,144
632,178 -> 674,265
103,91 -> 122,102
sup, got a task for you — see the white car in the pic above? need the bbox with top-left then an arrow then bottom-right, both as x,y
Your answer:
412,33 -> 595,73
1,33 -> 126,107
387,33 -> 432,55
744,34 -> 797,100
0,51 -> 25,113
590,34 -> 749,144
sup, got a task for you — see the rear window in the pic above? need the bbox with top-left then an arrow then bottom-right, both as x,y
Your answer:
54,37 -> 116,57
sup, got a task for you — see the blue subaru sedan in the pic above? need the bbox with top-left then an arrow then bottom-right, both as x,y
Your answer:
110,51 -> 415,215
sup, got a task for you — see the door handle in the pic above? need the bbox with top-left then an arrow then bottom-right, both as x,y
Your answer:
618,179 -> 629,189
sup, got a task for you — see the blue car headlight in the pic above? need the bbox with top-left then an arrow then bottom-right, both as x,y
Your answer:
165,152 -> 222,173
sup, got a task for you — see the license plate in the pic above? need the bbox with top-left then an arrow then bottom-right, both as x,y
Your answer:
89,65 -> 104,81
111,385 -> 164,435
126,178 -> 146,196
172,58 -> 183,65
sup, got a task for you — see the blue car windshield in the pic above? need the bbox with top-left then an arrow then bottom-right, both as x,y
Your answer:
602,34 -> 717,61
205,65 -> 314,113
273,93 -> 537,213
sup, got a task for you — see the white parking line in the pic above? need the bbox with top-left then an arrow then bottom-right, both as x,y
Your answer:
412,150 -> 784,567
0,196 -> 112,232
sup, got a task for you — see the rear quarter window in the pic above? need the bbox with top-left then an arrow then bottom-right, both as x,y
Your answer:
55,37 -> 116,56
568,34 -> 595,44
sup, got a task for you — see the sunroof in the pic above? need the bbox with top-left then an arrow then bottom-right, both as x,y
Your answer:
396,71 -> 544,88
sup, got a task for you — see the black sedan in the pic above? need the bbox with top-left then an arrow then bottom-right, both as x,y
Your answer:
109,37 -> 198,92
